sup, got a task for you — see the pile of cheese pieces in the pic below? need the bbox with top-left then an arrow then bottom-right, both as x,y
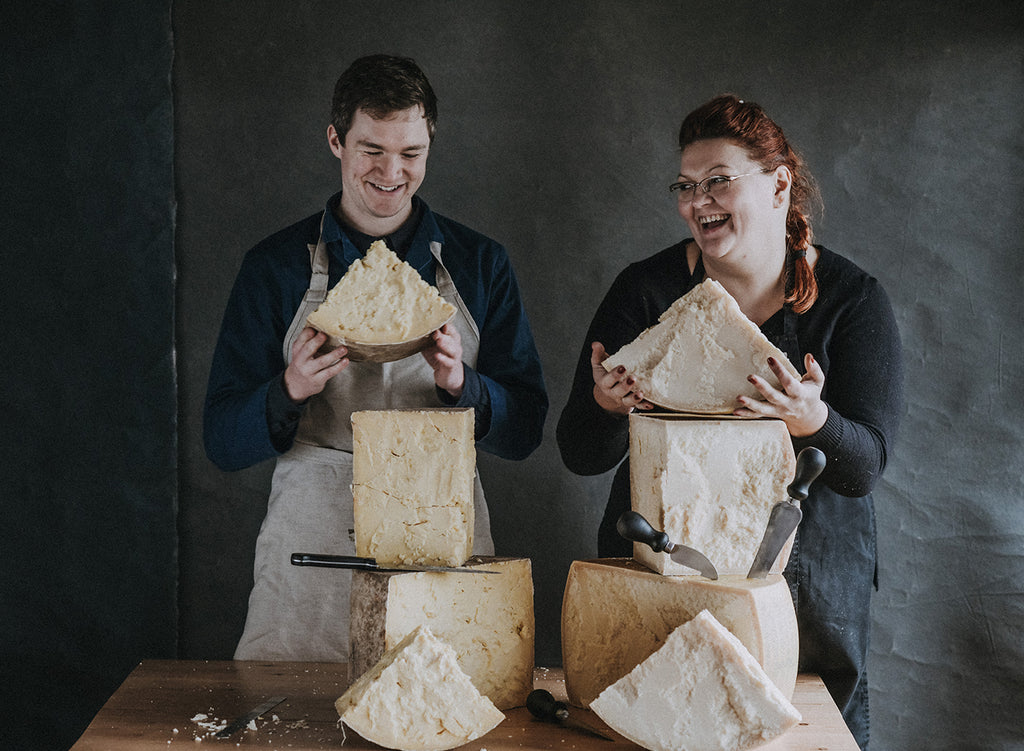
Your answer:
564,280 -> 805,751
336,407 -> 534,751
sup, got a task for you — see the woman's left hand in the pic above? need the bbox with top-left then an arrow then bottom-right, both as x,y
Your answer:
735,353 -> 829,437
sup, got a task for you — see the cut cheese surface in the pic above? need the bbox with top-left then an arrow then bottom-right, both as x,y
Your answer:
350,557 -> 535,709
561,559 -> 797,707
307,239 -> 456,345
602,278 -> 799,414
336,625 -> 504,751
352,409 -> 475,568
629,414 -> 796,575
591,610 -> 801,751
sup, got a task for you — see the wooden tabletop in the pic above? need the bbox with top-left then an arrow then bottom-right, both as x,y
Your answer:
72,660 -> 859,750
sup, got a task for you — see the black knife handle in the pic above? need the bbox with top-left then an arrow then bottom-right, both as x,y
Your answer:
290,553 -> 379,570
527,689 -> 569,722
616,511 -> 670,553
787,447 -> 827,501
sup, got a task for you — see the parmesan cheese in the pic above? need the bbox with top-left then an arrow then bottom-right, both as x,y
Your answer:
602,278 -> 799,413
336,625 -> 504,751
590,610 -> 801,751
629,414 -> 796,576
561,559 -> 797,707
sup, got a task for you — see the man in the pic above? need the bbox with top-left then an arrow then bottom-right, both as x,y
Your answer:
204,54 -> 547,660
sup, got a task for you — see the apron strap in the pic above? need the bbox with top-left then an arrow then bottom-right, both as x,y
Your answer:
283,211 -> 330,362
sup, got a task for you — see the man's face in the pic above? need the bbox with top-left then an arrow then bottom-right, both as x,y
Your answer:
329,106 -> 430,236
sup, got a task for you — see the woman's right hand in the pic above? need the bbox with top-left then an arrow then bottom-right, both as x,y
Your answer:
590,341 -> 654,414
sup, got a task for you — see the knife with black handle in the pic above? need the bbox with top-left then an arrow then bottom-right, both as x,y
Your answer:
527,689 -> 615,741
290,553 -> 499,574
616,511 -> 719,580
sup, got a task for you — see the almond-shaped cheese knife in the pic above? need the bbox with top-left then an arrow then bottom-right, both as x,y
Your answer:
527,689 -> 615,741
290,553 -> 500,574
616,511 -> 719,580
746,446 -> 826,579
214,695 -> 287,739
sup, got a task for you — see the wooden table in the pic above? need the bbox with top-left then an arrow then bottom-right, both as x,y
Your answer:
72,661 -> 859,750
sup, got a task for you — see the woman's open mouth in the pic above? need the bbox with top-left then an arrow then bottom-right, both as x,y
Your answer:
699,213 -> 729,232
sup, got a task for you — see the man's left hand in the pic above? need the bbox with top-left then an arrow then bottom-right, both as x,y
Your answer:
422,322 -> 464,398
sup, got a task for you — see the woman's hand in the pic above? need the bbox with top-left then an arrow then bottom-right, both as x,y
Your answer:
735,353 -> 828,437
283,327 -> 349,402
591,342 -> 654,415
422,323 -> 465,398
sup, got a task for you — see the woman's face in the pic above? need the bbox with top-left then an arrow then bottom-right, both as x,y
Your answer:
676,138 -> 787,264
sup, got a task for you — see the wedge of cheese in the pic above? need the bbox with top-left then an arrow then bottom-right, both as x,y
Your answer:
336,625 -> 504,751
561,559 -> 797,707
353,409 -> 475,568
629,414 -> 796,576
602,278 -> 799,413
349,557 -> 534,710
590,610 -> 801,751
307,238 -> 456,345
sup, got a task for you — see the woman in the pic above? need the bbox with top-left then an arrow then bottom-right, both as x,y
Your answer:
557,95 -> 903,749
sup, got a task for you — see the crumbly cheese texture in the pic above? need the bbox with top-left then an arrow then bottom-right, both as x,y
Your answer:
590,610 -> 801,751
350,557 -> 534,710
602,278 -> 799,413
629,414 -> 796,575
336,625 -> 505,751
307,239 -> 456,344
353,409 -> 475,567
561,559 -> 797,707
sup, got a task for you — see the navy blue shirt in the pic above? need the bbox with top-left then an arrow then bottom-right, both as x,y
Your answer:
204,194 -> 548,471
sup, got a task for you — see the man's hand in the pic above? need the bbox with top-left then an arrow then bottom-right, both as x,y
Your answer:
422,323 -> 465,398
590,341 -> 654,414
283,327 -> 349,402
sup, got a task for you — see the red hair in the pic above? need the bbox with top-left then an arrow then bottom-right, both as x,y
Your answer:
678,95 -> 820,313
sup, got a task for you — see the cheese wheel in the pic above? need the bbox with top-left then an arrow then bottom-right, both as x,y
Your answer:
629,414 -> 796,575
336,625 -> 504,751
602,278 -> 799,414
561,559 -> 797,707
590,610 -> 801,751
352,409 -> 474,568
350,557 -> 535,710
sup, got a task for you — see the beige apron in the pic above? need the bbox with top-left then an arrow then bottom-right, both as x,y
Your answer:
234,214 -> 494,661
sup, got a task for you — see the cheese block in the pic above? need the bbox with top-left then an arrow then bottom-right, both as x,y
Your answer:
590,610 -> 801,751
629,414 -> 796,575
306,239 -> 456,356
350,556 -> 534,709
561,559 -> 797,707
602,278 -> 799,414
336,625 -> 505,751
352,409 -> 474,568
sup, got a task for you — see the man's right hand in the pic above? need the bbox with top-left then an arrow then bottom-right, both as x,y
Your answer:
283,327 -> 349,402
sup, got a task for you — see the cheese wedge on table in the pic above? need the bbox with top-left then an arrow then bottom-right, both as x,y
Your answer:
602,278 -> 799,413
307,239 -> 455,345
350,556 -> 534,709
590,610 -> 801,751
630,414 -> 796,576
336,625 -> 504,751
353,409 -> 474,568
561,559 -> 797,707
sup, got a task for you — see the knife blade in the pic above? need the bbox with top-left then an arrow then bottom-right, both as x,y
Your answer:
527,689 -> 615,741
746,447 -> 826,579
290,553 -> 500,574
616,511 -> 719,580
214,695 -> 287,739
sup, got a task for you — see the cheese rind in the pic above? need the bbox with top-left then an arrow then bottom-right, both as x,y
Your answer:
350,557 -> 535,709
602,278 -> 799,414
336,625 -> 505,751
352,409 -> 475,567
590,610 -> 801,751
561,559 -> 797,707
629,414 -> 796,575
307,239 -> 456,345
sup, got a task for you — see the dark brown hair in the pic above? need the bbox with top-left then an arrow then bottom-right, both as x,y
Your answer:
679,95 -> 820,313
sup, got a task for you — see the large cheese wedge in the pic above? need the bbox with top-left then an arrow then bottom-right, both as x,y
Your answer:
350,556 -> 534,709
336,625 -> 504,751
307,239 -> 456,361
591,610 -> 801,751
602,278 -> 799,413
353,409 -> 474,568
629,414 -> 796,575
561,559 -> 797,707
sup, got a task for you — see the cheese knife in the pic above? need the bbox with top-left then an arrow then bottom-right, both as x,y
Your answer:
746,446 -> 826,579
214,695 -> 287,739
290,553 -> 500,574
616,511 -> 719,580
527,689 -> 615,741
